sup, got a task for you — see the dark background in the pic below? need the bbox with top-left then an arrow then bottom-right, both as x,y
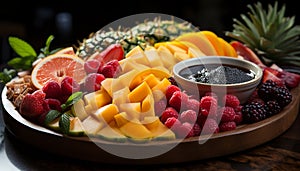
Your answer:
1,0 -> 299,65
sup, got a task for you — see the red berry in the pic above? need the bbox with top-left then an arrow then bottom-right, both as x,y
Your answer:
164,117 -> 181,132
165,85 -> 181,101
100,64 -> 115,78
84,73 -> 106,92
199,96 -> 218,117
184,98 -> 200,112
20,90 -> 49,120
168,91 -> 189,112
44,98 -> 62,112
223,94 -> 240,108
61,76 -> 80,96
204,91 -> 219,101
42,80 -> 62,100
154,100 -> 167,116
84,59 -> 101,73
160,107 -> 179,123
234,113 -> 243,125
219,121 -> 236,132
180,110 -> 197,123
219,106 -> 236,122
177,122 -> 194,138
201,118 -> 219,135
106,59 -> 121,73
197,114 -> 207,128
192,123 -> 201,136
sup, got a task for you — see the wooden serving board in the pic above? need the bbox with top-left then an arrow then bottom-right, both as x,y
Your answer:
2,85 -> 300,165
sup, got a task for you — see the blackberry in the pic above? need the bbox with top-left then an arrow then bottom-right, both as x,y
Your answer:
265,100 -> 281,117
242,102 -> 267,123
257,80 -> 277,101
273,86 -> 292,107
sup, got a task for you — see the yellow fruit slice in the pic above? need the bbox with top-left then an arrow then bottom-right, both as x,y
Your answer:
176,32 -> 218,56
218,37 -> 238,57
201,31 -> 224,56
31,54 -> 86,89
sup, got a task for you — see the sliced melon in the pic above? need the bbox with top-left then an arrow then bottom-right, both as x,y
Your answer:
71,99 -> 88,121
156,45 -> 178,69
119,119 -> 153,140
201,30 -> 224,56
144,46 -> 164,67
176,32 -> 217,56
93,104 -> 119,124
81,115 -> 104,136
150,121 -> 176,141
68,117 -> 85,136
97,125 -> 127,142
114,112 -> 130,127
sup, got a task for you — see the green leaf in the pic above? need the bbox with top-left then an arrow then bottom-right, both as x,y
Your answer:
0,69 -> 16,84
62,92 -> 83,111
8,37 -> 37,57
59,113 -> 70,134
39,35 -> 55,57
44,110 -> 62,125
7,56 -> 35,70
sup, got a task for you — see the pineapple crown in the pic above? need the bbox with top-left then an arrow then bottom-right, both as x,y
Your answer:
226,1 -> 300,66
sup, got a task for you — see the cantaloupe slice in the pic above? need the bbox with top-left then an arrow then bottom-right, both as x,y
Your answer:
82,115 -> 105,135
201,30 -> 224,56
156,45 -> 178,69
128,81 -> 152,103
114,112 -> 130,127
93,104 -> 119,124
112,86 -> 130,107
218,37 -> 238,57
176,32 -> 218,56
120,119 -> 153,139
125,45 -> 144,58
151,77 -> 171,94
144,46 -> 164,67
173,51 -> 191,61
179,40 -> 206,57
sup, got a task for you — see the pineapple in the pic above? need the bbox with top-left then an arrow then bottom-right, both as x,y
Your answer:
76,17 -> 198,58
225,1 -> 300,67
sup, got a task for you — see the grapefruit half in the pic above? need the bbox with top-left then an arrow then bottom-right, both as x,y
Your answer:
31,54 -> 86,89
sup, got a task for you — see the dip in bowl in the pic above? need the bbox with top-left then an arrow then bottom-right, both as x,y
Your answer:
173,56 -> 263,104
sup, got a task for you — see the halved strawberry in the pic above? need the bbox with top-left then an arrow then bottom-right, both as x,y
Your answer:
262,69 -> 285,87
230,41 -> 266,68
89,44 -> 124,65
265,65 -> 300,88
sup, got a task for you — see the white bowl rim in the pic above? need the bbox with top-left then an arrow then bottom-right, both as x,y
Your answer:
173,56 -> 263,87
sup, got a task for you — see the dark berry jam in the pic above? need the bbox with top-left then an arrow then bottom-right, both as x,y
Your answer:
179,64 -> 255,84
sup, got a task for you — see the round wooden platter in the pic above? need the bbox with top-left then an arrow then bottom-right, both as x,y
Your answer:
2,85 -> 300,165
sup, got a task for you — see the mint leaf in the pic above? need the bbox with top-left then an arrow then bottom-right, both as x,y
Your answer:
7,56 -> 36,70
8,37 -> 37,57
44,110 -> 62,125
0,69 -> 16,84
62,92 -> 83,111
39,35 -> 55,57
59,113 -> 70,134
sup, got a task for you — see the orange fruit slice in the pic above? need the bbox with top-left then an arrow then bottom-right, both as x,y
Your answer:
31,54 -> 86,89
54,46 -> 76,55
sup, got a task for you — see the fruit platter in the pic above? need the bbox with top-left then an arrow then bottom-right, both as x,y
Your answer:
2,2 -> 300,164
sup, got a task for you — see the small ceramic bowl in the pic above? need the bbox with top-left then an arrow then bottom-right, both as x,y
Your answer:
172,56 -> 263,104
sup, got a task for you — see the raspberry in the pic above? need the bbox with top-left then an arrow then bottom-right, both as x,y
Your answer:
42,80 -> 62,100
177,122 -> 194,138
20,90 -> 49,120
160,107 -> 179,123
154,99 -> 167,117
192,123 -> 201,136
164,117 -> 181,132
83,73 -> 106,92
84,59 -> 101,73
204,91 -> 219,101
219,121 -> 237,132
234,112 -> 243,125
61,76 -> 80,96
197,114 -> 207,128
165,85 -> 181,101
218,106 -> 236,122
184,98 -> 200,113
100,64 -> 115,78
201,118 -> 219,134
180,110 -> 197,123
223,94 -> 240,108
44,98 -> 62,112
168,91 -> 189,112
199,96 -> 218,117
105,59 -> 121,73
234,105 -> 243,113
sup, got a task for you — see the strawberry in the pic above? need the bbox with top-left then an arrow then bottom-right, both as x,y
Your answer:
262,69 -> 285,87
92,44 -> 124,65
